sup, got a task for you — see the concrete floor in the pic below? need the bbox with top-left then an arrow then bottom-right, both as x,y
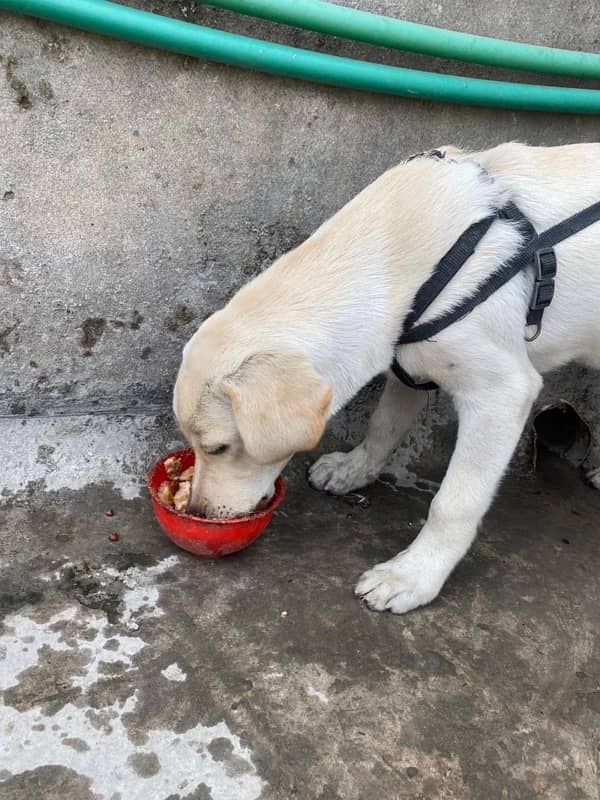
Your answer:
2,447 -> 600,800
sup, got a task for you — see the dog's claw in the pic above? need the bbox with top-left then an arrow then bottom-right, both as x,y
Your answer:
355,553 -> 445,615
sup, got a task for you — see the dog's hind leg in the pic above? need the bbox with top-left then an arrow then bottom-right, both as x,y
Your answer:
308,373 -> 426,495
356,356 -> 543,614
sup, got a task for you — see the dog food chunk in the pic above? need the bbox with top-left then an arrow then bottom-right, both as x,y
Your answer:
164,456 -> 183,479
173,480 -> 191,513
158,460 -> 195,512
158,480 -> 177,507
179,466 -> 194,482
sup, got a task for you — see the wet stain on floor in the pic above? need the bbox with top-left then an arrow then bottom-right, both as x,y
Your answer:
1,451 -> 600,799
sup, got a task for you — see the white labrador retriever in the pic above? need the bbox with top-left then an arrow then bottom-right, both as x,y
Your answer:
174,142 -> 600,614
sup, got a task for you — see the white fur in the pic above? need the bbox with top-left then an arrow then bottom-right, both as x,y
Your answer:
178,142 -> 600,613
313,142 -> 600,613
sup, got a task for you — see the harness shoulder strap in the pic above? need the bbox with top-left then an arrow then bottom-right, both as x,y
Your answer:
398,199 -> 600,346
392,198 -> 600,391
392,207 -> 504,392
540,199 -> 600,248
401,213 -> 496,336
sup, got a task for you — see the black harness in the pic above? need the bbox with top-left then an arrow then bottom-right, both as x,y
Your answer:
392,153 -> 600,392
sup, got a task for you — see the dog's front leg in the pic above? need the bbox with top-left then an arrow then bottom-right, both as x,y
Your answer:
309,374 -> 427,494
356,365 -> 542,614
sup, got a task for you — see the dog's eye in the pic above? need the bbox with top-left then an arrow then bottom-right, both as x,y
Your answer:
205,444 -> 229,456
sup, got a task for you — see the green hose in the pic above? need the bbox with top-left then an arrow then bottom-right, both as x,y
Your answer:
198,0 -> 600,79
2,0 -> 600,114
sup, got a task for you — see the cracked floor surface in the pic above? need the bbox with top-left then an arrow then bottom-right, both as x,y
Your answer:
1,449 -> 600,800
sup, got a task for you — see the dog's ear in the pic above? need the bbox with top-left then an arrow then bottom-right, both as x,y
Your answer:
220,353 -> 332,465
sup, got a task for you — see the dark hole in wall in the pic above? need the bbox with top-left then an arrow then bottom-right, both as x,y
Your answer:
533,402 -> 591,467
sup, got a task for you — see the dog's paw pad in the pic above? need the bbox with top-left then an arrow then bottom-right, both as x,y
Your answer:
355,557 -> 441,615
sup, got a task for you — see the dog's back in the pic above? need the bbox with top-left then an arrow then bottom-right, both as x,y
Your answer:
467,143 -> 600,371
474,142 -> 600,227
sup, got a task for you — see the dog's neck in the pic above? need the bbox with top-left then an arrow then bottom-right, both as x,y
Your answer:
228,268 -> 401,415
302,299 -> 397,415
229,156 -> 508,415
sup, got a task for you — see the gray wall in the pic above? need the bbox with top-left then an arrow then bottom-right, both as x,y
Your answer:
1,1 -> 598,467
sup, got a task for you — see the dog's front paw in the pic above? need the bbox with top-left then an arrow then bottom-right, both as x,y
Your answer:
309,450 -> 375,495
355,552 -> 445,614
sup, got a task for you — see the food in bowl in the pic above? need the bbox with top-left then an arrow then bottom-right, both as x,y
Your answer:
147,449 -> 286,558
164,455 -> 183,478
158,457 -> 194,513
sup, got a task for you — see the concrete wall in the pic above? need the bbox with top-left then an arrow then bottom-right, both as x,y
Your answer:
1,1 -> 599,487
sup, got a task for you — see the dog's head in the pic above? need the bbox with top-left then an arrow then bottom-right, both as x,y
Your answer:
174,315 -> 332,517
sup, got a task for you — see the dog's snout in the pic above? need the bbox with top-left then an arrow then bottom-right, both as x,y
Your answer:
257,485 -> 275,510
189,497 -> 232,520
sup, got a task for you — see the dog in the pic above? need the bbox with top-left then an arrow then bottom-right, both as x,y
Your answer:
174,142 -> 600,614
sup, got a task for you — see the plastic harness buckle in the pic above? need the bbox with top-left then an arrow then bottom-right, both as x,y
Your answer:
531,247 -> 557,309
525,247 -> 557,339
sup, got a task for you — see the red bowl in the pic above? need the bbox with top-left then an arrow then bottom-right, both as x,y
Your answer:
147,449 -> 286,558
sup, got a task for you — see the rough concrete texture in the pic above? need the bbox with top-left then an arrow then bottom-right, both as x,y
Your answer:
2,445 -> 600,800
1,0 -> 599,460
2,3 -> 600,797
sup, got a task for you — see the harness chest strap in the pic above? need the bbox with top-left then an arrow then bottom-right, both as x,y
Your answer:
393,198 -> 600,391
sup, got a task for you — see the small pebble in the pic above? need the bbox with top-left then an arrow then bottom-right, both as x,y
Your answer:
108,532 -> 120,542
104,509 -> 115,517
